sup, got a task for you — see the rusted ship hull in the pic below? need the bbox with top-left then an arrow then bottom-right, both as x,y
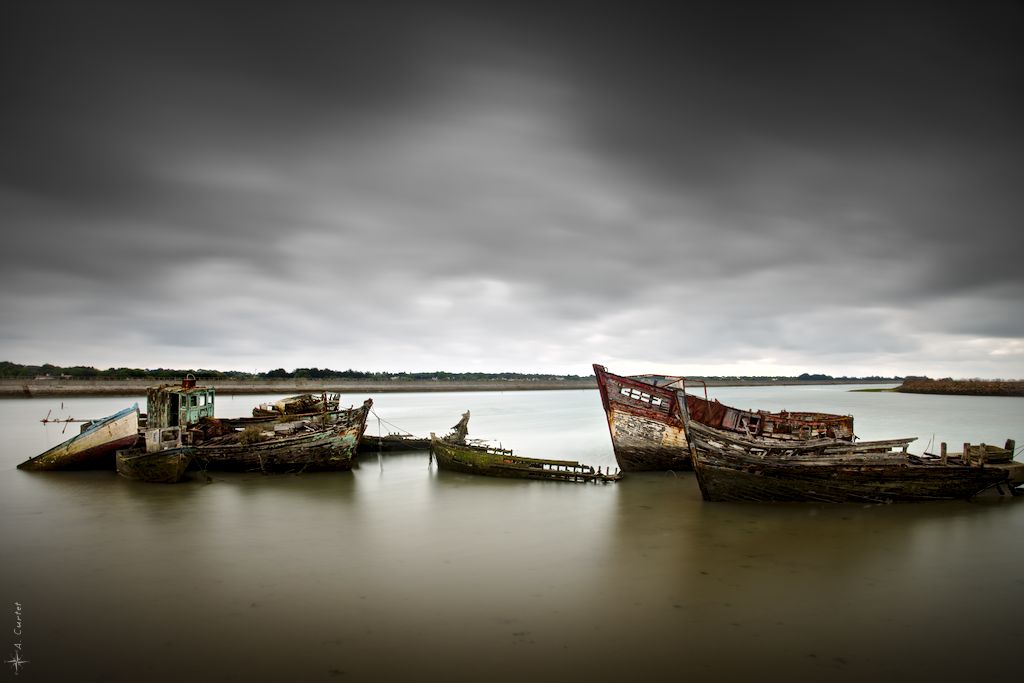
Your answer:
18,404 -> 141,471
593,364 -> 855,472
195,399 -> 371,472
430,436 -> 621,483
116,446 -> 195,483
687,421 -> 1023,503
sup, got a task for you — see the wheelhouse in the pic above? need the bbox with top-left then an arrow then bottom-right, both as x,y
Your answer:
146,375 -> 215,430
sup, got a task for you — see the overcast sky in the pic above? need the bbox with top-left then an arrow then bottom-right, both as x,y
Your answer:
2,1 -> 1022,378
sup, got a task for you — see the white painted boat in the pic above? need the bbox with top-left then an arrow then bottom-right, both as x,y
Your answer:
18,403 -> 140,471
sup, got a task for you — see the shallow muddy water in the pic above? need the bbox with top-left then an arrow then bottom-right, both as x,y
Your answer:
1,387 -> 1022,682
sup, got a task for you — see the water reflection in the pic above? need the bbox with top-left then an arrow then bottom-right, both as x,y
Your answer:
1,389 -> 1022,682
606,480 -> 1024,682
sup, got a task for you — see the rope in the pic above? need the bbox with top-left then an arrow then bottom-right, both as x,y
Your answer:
375,411 -> 384,471
368,408 -> 415,436
376,412 -> 382,454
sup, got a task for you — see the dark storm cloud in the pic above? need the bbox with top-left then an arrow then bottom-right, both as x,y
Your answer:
1,1 -> 1022,376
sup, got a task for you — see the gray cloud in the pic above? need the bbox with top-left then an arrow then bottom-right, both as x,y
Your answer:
1,1 -> 1022,377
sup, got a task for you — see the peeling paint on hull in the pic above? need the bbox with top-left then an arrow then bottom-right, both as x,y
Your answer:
196,399 -> 372,472
687,421 -> 1024,503
18,404 -> 140,471
197,429 -> 361,471
593,365 -> 690,472
606,408 -> 690,472
593,364 -> 857,473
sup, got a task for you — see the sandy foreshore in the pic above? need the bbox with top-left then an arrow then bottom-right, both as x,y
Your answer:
0,377 -> 898,397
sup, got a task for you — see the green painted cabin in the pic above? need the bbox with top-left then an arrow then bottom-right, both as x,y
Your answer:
146,376 -> 215,430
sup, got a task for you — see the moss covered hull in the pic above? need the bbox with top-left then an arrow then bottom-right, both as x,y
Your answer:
116,446 -> 194,483
430,436 -> 620,483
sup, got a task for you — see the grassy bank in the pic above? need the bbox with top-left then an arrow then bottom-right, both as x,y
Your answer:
895,378 -> 1024,397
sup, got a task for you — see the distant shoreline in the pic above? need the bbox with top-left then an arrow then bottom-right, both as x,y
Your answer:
894,378 -> 1024,398
0,377 -> 900,397
851,380 -> 1024,397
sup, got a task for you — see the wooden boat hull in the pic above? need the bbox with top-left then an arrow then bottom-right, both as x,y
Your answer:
685,396 -> 854,441
593,364 -> 855,472
593,365 -> 690,472
116,446 -> 195,483
251,393 -> 340,418
218,410 -> 347,430
196,399 -> 371,472
358,434 -> 432,453
688,423 -> 1023,503
603,408 -> 690,472
18,404 -> 141,471
430,436 -> 621,483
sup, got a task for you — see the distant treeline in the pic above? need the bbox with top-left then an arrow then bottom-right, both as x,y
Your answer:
897,377 -> 1024,397
0,362 -> 586,382
1,361 -> 903,383
795,373 -> 901,381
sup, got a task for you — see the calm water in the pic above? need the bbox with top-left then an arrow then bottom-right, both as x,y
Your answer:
1,386 -> 1022,682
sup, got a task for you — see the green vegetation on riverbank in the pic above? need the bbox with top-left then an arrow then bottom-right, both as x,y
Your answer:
0,362 -> 911,397
0,361 -> 904,384
895,378 -> 1024,397
0,361 -> 586,383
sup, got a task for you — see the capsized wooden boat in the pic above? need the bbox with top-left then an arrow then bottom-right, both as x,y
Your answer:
194,399 -> 372,472
116,427 -> 194,483
251,393 -> 340,418
18,403 -> 141,471
429,411 -> 621,483
593,364 -> 855,472
686,420 -> 1024,503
